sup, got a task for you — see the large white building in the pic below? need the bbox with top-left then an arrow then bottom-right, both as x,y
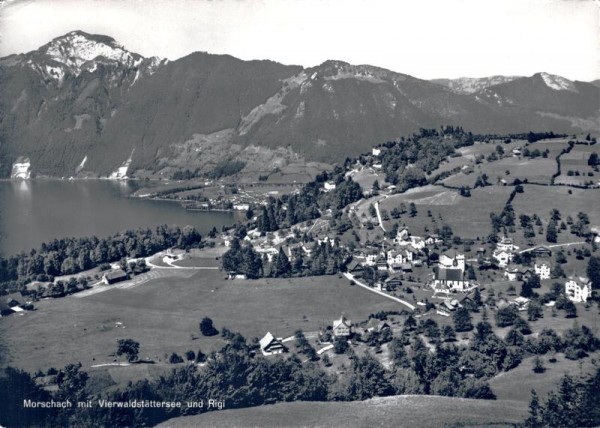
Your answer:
565,277 -> 592,303
534,261 -> 551,280
432,252 -> 470,292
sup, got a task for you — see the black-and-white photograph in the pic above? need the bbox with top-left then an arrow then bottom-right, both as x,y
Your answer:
0,0 -> 598,426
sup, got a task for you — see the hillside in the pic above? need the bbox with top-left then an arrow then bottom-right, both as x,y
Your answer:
157,395 -> 528,428
1,31 -> 598,179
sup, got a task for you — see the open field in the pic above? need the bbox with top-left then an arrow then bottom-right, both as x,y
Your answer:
477,157 -> 556,185
511,185 -> 600,226
378,186 -> 513,239
0,272 -> 402,373
489,352 -> 600,403
158,395 -> 528,428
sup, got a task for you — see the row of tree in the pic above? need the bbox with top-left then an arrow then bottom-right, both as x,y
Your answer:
0,225 -> 202,295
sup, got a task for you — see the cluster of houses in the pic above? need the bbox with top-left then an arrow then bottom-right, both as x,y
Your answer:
258,314 -> 392,356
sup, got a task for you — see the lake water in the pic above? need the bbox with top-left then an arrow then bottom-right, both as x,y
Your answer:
0,180 -> 240,257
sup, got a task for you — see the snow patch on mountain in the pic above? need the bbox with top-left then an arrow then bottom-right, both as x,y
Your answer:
540,72 -> 578,92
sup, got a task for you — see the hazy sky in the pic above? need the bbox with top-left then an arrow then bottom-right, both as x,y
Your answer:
1,0 -> 598,80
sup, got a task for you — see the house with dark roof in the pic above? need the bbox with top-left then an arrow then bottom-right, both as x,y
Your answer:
259,332 -> 286,355
102,269 -> 129,285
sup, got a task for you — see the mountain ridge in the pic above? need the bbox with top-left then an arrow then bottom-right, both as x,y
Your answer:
1,31 -> 598,179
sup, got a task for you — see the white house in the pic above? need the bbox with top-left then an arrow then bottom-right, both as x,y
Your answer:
493,250 -> 513,268
504,266 -> 522,281
323,181 -> 337,192
395,227 -> 410,244
333,316 -> 352,337
409,236 -> 426,250
496,237 -> 519,253
372,148 -> 382,156
534,262 -> 551,280
565,277 -> 592,303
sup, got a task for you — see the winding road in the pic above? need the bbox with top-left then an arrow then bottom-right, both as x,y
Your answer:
343,272 -> 415,311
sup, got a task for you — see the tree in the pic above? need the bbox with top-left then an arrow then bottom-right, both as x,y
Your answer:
588,152 -> 599,167
409,203 -> 418,217
185,350 -> 196,361
116,338 -> 140,362
587,256 -> 600,289
453,307 -> 473,332
442,325 -> 456,342
169,353 -> 184,364
333,336 -> 349,354
199,317 -> 218,336
56,362 -> 89,402
546,220 -> 558,243
272,247 -> 292,277
525,390 -> 542,428
532,356 -> 545,374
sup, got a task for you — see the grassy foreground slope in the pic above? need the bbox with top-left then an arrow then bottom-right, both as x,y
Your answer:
158,395 -> 528,428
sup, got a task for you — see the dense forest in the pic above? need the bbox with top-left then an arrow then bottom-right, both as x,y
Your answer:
221,238 -> 350,278
257,169 -> 363,233
0,225 -> 202,295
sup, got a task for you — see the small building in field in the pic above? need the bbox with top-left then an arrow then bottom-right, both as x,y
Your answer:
346,260 -> 365,277
333,315 -> 352,337
531,246 -> 552,258
565,277 -> 592,303
436,299 -> 462,316
323,181 -> 337,192
102,269 -> 129,285
504,266 -> 522,281
372,147 -> 382,156
364,318 -> 390,333
511,296 -> 531,311
259,332 -> 286,355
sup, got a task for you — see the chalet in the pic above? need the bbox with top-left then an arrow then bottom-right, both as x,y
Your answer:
302,241 -> 318,257
400,263 -> 412,272
346,260 -> 365,277
496,237 -> 519,253
364,318 -> 390,333
504,266 -> 522,281
102,269 -> 129,285
424,234 -> 442,246
511,296 -> 530,311
534,261 -> 551,280
376,256 -> 388,271
432,252 -> 470,292
372,147 -> 382,156
259,332 -> 286,355
387,250 -> 405,266
493,250 -> 513,268
385,275 -> 402,289
512,148 -> 522,156
389,263 -> 404,273
531,246 -> 552,257
565,277 -> 592,303
436,299 -> 462,316
233,203 -> 250,211
333,315 -> 352,337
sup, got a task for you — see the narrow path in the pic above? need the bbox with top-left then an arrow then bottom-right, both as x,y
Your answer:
375,199 -> 387,232
519,241 -> 587,254
343,272 -> 415,311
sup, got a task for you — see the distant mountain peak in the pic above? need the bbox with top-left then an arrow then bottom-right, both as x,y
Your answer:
39,30 -> 143,76
536,72 -> 578,92
431,75 -> 523,94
